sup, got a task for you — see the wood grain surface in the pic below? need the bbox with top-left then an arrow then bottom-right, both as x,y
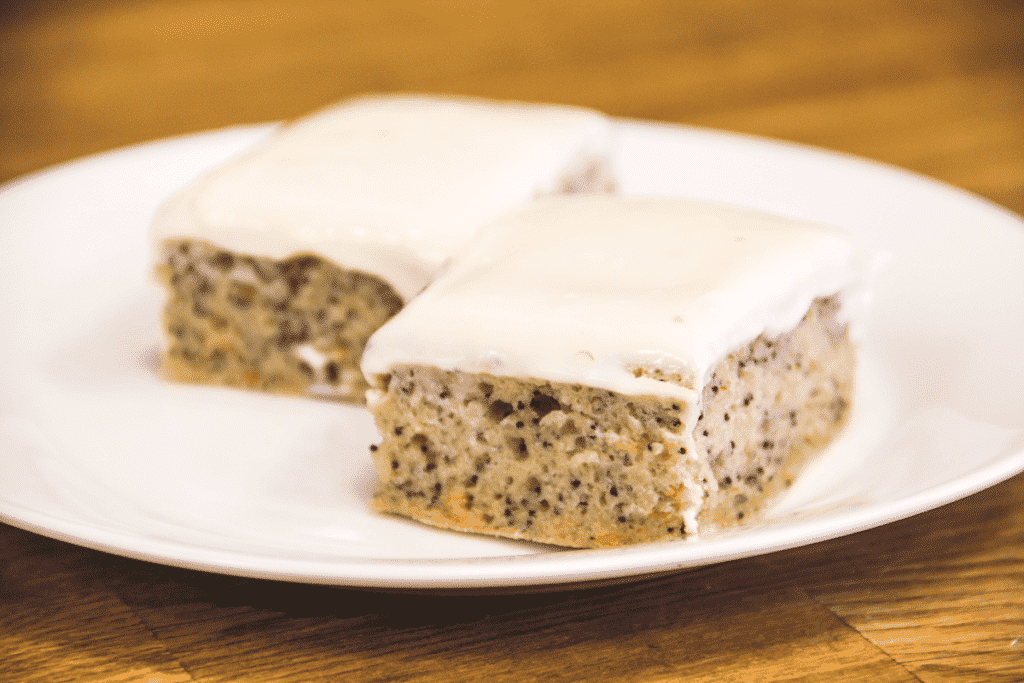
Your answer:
1,1 -> 1022,681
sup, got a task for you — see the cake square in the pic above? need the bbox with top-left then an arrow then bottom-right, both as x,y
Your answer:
151,94 -> 615,400
361,196 -> 870,547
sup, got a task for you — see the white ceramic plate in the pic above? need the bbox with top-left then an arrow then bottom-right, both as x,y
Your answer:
1,122 -> 1022,590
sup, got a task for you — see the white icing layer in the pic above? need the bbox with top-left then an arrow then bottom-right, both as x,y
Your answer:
361,196 -> 868,401
151,94 -> 614,301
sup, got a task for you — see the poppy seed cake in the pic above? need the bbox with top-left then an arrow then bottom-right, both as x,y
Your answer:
361,196 -> 869,547
152,95 -> 615,400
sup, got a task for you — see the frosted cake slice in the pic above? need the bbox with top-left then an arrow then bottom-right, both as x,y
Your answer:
152,94 -> 615,400
361,196 -> 870,548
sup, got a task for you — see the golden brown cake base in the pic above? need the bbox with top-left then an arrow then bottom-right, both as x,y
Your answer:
157,238 -> 403,401
368,297 -> 855,548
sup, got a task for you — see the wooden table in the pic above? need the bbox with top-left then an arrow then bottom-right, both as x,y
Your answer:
2,1 -> 1022,680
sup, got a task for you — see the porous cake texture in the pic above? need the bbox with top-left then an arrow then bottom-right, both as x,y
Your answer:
158,239 -> 402,398
362,196 -> 867,547
152,94 -> 615,400
368,298 -> 853,547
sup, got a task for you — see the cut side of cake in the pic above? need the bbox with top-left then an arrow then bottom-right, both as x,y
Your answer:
158,241 -> 403,398
152,94 -> 615,400
360,196 -> 869,548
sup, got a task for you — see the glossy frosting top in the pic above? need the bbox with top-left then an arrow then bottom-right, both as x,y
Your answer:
151,94 -> 614,300
361,196 -> 868,400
